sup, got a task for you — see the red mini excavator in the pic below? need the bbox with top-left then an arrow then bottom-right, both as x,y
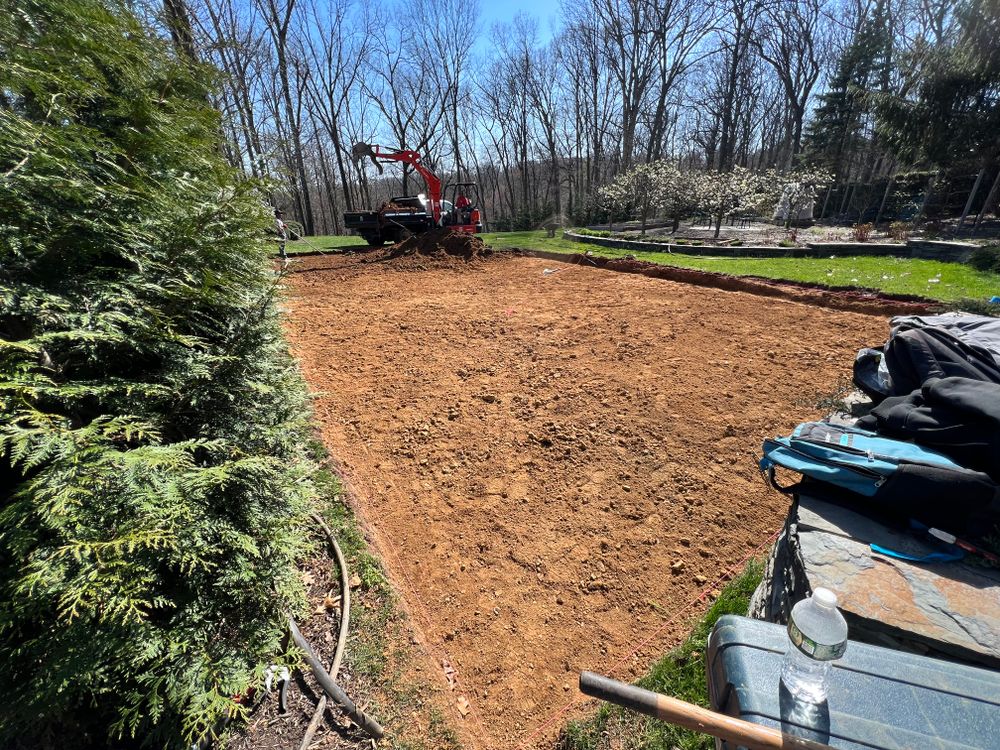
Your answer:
344,143 -> 485,246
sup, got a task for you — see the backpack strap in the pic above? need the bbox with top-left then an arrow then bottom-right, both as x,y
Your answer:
763,464 -> 796,495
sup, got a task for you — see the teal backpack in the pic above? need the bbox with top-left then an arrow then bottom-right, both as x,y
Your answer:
760,422 -> 1000,533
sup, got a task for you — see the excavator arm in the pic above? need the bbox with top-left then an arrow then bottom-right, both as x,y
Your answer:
353,143 -> 443,224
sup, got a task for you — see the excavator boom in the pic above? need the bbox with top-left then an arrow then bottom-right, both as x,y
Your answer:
352,143 -> 443,223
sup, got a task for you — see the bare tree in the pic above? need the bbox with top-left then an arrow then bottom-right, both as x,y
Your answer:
713,0 -> 764,171
364,11 -> 448,195
587,0 -> 660,171
493,15 -> 565,217
412,0 -> 480,181
298,0 -> 369,210
257,0 -> 316,234
754,0 -> 830,168
194,0 -> 273,179
645,0 -> 716,162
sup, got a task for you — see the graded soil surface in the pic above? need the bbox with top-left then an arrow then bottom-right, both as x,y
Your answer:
283,251 -> 885,748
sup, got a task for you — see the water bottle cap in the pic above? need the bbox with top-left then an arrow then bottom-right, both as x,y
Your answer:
812,587 -> 838,609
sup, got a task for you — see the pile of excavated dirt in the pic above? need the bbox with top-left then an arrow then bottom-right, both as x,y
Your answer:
379,200 -> 421,214
388,228 -> 493,261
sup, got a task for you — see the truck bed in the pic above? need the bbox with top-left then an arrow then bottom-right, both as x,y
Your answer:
344,208 -> 435,246
343,210 -> 431,229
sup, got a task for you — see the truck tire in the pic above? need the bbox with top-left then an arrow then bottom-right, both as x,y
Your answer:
362,233 -> 386,247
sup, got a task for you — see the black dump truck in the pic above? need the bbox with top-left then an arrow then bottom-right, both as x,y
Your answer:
344,196 -> 444,246
344,192 -> 484,246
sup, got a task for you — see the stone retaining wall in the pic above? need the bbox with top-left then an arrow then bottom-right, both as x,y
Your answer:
906,240 -> 978,262
563,231 -> 978,262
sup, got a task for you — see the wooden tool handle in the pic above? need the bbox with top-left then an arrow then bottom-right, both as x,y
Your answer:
579,671 -> 834,750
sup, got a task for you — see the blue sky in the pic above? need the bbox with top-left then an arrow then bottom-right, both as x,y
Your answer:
476,0 -> 561,49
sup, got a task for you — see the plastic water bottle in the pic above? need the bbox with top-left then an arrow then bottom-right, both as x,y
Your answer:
780,588 -> 848,703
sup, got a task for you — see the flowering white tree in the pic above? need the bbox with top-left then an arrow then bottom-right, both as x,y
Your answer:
598,161 -> 701,236
598,163 -> 661,235
597,170 -> 633,231
695,167 -> 780,238
773,168 -> 833,228
656,163 -> 702,232
630,163 -> 665,235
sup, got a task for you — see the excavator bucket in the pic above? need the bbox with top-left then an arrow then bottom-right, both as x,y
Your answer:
351,142 -> 383,174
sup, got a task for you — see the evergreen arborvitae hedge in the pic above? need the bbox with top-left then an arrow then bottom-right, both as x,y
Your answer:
1,1 -> 315,745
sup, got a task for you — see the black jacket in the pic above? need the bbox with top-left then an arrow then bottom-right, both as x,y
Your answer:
858,376 -> 1000,480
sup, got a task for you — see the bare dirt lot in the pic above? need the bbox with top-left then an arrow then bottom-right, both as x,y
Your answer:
283,251 -> 885,748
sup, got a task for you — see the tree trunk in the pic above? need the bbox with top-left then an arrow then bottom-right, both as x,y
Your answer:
973,168 -> 1000,234
328,116 -> 354,212
874,168 -> 896,226
717,15 -> 751,173
819,184 -> 833,219
788,103 -> 805,168
317,142 -> 341,235
279,75 -> 315,234
913,171 -> 938,225
451,87 -> 462,180
837,181 -> 852,217
717,53 -> 739,171
264,0 -> 315,236
957,168 -> 986,231
162,0 -> 199,64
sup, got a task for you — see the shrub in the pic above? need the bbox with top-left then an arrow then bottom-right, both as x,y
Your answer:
852,222 -> 875,242
888,221 -> 912,241
572,227 -> 612,238
0,1 -> 314,745
948,297 -> 1000,316
778,238 -> 798,248
969,246 -> 1000,274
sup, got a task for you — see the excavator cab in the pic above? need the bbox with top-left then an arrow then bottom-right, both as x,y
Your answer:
445,182 -> 484,234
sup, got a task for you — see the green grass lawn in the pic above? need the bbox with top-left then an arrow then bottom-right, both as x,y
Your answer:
283,234 -> 368,254
482,231 -> 1000,303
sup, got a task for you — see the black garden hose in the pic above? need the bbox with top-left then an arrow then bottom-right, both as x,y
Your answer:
296,512 -> 356,748
288,617 -> 385,740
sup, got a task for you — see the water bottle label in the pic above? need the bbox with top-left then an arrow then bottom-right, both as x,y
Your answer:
789,619 -> 846,661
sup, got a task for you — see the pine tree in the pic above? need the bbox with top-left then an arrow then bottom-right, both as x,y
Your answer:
873,0 -> 1000,170
804,0 -> 893,176
0,0 -> 316,745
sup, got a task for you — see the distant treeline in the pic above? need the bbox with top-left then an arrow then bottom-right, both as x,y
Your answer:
169,0 -> 999,231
